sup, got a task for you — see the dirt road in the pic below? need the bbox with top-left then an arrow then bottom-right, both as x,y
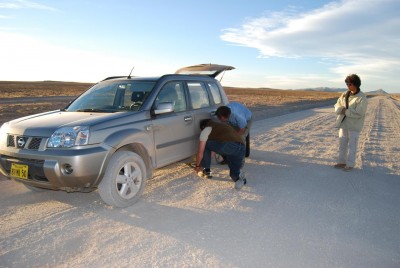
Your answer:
1,96 -> 399,267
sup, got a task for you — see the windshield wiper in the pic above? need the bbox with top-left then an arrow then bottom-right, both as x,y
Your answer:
75,108 -> 116,113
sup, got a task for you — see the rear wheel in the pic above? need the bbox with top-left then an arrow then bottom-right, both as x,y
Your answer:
98,151 -> 146,207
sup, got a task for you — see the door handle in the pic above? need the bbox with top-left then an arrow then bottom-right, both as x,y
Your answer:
184,116 -> 193,122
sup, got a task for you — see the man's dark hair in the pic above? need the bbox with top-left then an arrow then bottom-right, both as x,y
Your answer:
200,119 -> 211,130
345,74 -> 361,89
215,106 -> 231,118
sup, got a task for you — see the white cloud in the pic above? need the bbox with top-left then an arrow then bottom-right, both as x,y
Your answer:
221,0 -> 400,91
0,0 -> 58,11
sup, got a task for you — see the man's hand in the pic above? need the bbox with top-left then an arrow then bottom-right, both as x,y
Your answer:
237,128 -> 246,135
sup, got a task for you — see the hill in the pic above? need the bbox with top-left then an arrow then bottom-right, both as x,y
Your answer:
300,87 -> 390,95
367,89 -> 388,95
301,87 -> 344,93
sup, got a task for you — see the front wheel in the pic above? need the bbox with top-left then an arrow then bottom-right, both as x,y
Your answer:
98,151 -> 147,207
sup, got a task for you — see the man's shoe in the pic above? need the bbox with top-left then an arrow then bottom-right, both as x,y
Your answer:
234,174 -> 246,190
343,166 -> 353,172
334,163 -> 346,169
202,169 -> 213,179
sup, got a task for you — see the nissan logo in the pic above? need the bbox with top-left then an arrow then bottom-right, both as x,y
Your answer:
17,137 -> 26,148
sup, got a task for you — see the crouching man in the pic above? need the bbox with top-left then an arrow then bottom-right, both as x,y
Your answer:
194,119 -> 246,190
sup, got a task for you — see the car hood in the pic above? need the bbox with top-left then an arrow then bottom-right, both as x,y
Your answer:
4,110 -> 133,137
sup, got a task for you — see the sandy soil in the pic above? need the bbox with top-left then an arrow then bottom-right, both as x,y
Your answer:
1,95 -> 399,267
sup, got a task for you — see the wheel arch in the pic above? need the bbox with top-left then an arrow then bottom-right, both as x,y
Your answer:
93,129 -> 154,187
104,129 -> 154,175
115,143 -> 153,180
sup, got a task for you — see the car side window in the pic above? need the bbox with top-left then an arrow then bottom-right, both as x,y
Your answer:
155,82 -> 186,112
122,82 -> 154,110
207,82 -> 222,105
188,82 -> 210,109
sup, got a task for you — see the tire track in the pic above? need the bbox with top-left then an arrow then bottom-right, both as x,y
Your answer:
358,96 -> 400,175
252,108 -> 337,164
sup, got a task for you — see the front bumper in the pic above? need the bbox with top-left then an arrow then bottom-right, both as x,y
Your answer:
0,144 -> 113,192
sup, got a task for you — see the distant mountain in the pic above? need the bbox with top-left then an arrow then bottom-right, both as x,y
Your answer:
367,89 -> 388,95
302,87 -> 389,95
301,87 -> 344,92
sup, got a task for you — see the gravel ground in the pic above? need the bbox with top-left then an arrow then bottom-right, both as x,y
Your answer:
1,95 -> 399,267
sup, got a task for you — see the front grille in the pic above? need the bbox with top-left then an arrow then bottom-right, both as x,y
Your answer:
7,135 -> 15,147
6,134 -> 43,150
0,155 -> 47,182
28,137 -> 42,149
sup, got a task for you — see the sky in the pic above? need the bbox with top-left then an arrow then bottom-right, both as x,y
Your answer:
0,0 -> 399,93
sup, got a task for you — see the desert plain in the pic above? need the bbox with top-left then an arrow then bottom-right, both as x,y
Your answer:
0,81 -> 399,267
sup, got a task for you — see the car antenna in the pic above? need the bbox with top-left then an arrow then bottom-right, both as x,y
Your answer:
219,70 -> 226,82
127,66 -> 134,79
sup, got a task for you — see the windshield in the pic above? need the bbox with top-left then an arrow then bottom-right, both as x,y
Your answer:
66,80 -> 156,112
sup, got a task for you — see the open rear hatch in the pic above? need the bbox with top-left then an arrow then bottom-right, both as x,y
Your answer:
175,64 -> 235,78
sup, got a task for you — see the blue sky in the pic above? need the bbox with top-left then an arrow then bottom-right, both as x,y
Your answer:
0,0 -> 399,93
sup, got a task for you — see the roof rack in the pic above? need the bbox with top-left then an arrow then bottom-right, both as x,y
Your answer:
101,76 -> 129,81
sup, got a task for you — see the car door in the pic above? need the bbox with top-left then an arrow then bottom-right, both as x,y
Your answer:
186,80 -> 219,138
151,81 -> 196,167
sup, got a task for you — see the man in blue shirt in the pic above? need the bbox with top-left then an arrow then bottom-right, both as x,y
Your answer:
216,102 -> 253,160
194,119 -> 247,190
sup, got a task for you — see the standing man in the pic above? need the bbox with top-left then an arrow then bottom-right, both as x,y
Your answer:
334,74 -> 368,171
215,102 -> 253,160
194,119 -> 247,190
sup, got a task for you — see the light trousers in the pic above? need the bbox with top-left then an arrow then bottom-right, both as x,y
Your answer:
338,128 -> 360,167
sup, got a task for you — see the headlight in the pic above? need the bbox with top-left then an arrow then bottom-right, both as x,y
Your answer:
47,126 -> 89,148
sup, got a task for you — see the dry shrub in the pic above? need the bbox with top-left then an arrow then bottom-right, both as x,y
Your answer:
0,102 -> 68,123
224,87 -> 340,108
0,81 -> 93,98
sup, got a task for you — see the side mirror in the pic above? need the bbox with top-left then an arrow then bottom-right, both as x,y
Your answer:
153,102 -> 174,115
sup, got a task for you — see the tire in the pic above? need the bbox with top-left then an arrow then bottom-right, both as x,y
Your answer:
98,151 -> 146,207
245,133 -> 250,157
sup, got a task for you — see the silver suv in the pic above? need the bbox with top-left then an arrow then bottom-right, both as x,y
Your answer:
0,64 -> 233,207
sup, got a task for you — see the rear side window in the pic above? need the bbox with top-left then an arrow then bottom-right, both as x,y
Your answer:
207,82 -> 222,105
188,82 -> 210,109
